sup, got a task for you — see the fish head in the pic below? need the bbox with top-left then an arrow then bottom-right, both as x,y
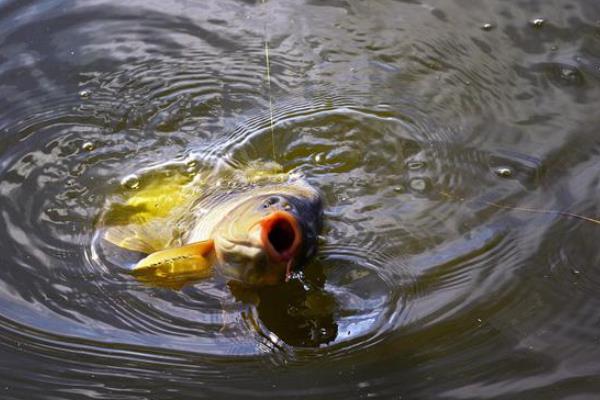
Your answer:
212,187 -> 322,286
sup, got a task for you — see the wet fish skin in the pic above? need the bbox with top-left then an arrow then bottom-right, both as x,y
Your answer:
101,169 -> 323,288
203,181 -> 323,286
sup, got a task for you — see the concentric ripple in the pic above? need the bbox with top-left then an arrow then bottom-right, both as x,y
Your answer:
1,0 -> 600,398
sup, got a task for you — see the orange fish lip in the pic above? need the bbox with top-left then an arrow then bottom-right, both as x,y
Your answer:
259,211 -> 302,263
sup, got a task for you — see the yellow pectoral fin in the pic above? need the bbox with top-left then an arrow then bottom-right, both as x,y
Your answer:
131,240 -> 215,289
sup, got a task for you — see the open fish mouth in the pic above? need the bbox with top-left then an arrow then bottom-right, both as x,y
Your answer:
218,211 -> 302,264
258,211 -> 302,262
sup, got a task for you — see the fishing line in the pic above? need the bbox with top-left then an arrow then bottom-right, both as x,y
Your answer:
482,201 -> 600,225
261,0 -> 276,161
441,191 -> 600,225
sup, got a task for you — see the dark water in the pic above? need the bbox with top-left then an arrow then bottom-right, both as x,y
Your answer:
1,0 -> 600,398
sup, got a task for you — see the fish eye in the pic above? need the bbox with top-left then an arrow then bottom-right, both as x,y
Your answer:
263,196 -> 280,208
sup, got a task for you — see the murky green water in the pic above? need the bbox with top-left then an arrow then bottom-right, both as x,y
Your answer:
1,0 -> 599,398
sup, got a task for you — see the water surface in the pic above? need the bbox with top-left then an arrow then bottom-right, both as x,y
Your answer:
1,0 -> 600,398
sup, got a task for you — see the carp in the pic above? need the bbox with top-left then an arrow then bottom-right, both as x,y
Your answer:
99,162 -> 323,289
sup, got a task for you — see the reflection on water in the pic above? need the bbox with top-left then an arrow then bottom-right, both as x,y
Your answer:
1,0 -> 600,398
230,261 -> 339,348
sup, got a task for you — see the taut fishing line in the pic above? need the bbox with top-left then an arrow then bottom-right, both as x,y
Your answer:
261,0 -> 276,161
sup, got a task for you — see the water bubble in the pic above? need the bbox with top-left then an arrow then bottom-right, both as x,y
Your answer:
546,63 -> 584,87
186,159 -> 199,175
560,68 -> 576,80
571,269 -> 581,277
531,18 -> 545,28
81,141 -> 95,152
481,23 -> 494,31
393,186 -> 404,193
121,174 -> 140,190
494,167 -> 513,178
79,89 -> 91,98
558,66 -> 582,84
409,178 -> 428,192
314,153 -> 323,163
407,161 -> 425,170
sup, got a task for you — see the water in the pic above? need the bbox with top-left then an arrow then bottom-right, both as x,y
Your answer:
1,0 -> 599,398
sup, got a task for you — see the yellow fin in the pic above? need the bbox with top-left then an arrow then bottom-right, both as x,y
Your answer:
102,172 -> 193,226
101,171 -> 197,254
103,222 -> 175,254
131,240 -> 215,289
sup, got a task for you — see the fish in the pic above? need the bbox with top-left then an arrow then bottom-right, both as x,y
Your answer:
99,162 -> 323,289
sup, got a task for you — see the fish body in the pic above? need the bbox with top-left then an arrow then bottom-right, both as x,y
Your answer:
100,163 -> 322,288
